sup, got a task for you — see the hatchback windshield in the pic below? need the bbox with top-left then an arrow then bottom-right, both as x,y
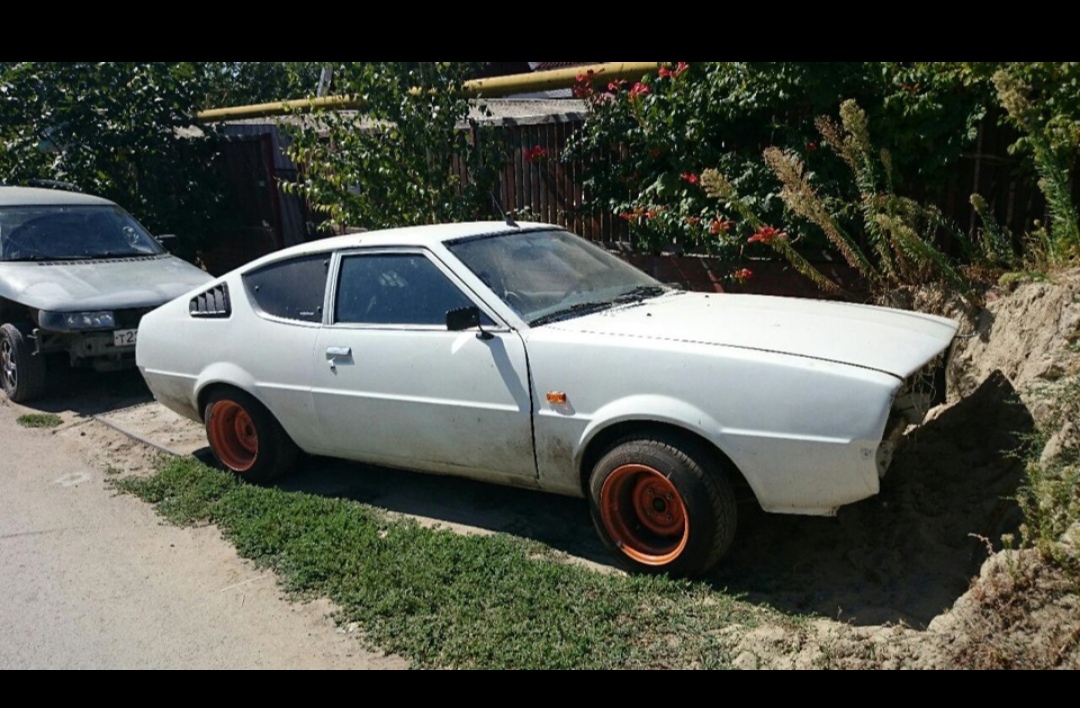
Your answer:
0,205 -> 165,261
447,228 -> 672,325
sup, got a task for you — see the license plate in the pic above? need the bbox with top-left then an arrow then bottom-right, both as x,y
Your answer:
113,329 -> 138,347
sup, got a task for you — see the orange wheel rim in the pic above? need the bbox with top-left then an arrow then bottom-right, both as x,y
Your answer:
208,400 -> 258,473
599,464 -> 689,566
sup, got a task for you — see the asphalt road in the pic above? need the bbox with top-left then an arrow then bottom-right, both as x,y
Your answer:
0,383 -> 406,669
0,367 -> 608,669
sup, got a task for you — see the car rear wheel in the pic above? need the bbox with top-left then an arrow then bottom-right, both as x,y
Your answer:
203,388 -> 298,483
1,322 -> 47,403
588,434 -> 737,578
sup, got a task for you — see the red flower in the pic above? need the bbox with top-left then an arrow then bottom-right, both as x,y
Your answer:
572,71 -> 596,98
660,63 -> 688,79
629,82 -> 651,100
523,145 -> 547,163
708,218 -> 734,235
607,79 -> 627,92
733,268 -> 752,283
681,172 -> 699,184
747,226 -> 788,244
807,141 -> 817,152
684,216 -> 701,225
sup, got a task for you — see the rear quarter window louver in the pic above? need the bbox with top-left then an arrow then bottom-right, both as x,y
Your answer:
189,283 -> 231,318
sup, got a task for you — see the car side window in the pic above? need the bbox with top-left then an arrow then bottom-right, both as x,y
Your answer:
335,253 -> 489,326
243,254 -> 330,323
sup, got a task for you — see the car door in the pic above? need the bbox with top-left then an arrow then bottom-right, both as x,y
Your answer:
311,248 -> 537,484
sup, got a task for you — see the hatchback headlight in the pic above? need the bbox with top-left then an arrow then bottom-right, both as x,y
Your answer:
39,310 -> 117,331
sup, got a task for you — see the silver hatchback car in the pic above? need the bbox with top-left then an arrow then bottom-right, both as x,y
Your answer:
0,186 -> 212,402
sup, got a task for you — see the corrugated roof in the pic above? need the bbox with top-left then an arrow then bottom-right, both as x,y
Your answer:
529,62 -> 601,72
220,98 -> 589,132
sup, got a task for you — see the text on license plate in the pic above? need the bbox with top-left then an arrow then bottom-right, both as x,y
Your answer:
113,329 -> 138,347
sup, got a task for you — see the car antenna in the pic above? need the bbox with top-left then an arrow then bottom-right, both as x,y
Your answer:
491,192 -> 518,227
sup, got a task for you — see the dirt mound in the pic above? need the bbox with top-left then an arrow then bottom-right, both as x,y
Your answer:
728,270 -> 1080,669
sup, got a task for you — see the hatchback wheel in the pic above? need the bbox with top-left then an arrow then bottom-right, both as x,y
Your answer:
1,322 -> 47,403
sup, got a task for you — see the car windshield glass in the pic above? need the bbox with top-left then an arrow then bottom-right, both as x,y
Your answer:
447,228 -> 671,326
0,205 -> 166,261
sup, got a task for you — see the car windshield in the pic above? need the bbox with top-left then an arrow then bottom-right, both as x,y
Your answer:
0,204 -> 166,261
447,228 -> 672,326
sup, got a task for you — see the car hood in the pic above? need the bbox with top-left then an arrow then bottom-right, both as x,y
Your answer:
0,255 -> 212,311
547,292 -> 960,379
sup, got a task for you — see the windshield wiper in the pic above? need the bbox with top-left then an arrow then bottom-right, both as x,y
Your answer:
611,285 -> 671,304
84,251 -> 123,258
529,301 -> 615,327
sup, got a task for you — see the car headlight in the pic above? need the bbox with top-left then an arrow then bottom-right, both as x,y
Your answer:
38,310 -> 117,331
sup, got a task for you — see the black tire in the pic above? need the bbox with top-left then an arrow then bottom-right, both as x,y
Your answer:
1,322 -> 47,403
588,433 -> 737,578
203,388 -> 299,484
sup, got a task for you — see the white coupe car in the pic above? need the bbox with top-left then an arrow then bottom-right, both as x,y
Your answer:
136,221 -> 958,577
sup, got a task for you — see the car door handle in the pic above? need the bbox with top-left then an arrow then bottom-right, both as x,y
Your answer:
326,346 -> 352,358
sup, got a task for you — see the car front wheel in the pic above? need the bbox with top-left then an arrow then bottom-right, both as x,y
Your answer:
1,322 -> 47,403
588,434 -> 737,578
203,388 -> 299,483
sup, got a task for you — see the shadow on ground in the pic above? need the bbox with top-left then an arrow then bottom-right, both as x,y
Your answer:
271,454 -> 615,570
707,371 -> 1033,629
20,362 -> 153,416
46,362 -> 1032,629
220,372 -> 1033,631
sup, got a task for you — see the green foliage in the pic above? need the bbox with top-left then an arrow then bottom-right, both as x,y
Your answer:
1019,458 -> 1080,574
279,62 -> 506,231
201,62 -> 325,109
116,456 -> 780,669
15,413 -> 62,429
703,100 -> 968,295
564,62 -> 990,274
1016,376 -> 1080,575
969,193 -> 1020,268
991,66 -> 1080,266
0,62 -> 226,257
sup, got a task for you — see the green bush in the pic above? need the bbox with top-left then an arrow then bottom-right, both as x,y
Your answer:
564,62 -> 992,269
0,62 -> 226,256
280,62 -> 506,232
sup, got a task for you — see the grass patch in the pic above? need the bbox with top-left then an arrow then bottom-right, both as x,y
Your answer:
946,371 -> 1080,669
115,456 -> 785,669
1016,375 -> 1080,576
16,413 -> 63,429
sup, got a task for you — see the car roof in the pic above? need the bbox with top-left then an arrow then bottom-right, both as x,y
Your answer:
0,186 -> 117,207
243,220 -> 562,269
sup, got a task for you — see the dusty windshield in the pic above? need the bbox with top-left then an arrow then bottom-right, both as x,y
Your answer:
447,228 -> 671,325
0,205 -> 166,261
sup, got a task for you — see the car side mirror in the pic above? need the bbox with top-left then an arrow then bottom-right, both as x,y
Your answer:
446,306 -> 493,340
